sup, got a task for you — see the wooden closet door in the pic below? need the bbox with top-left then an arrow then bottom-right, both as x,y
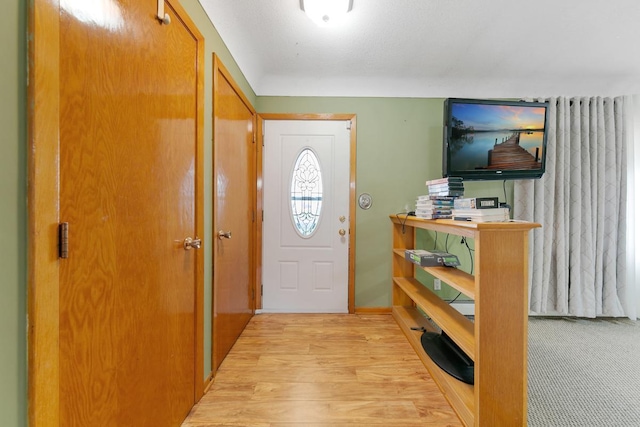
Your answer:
212,57 -> 255,372
59,1 -> 201,425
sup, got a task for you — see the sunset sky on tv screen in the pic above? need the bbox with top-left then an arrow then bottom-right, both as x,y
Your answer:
452,104 -> 546,131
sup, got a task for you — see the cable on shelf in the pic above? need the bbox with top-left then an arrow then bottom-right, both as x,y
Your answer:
395,212 -> 410,234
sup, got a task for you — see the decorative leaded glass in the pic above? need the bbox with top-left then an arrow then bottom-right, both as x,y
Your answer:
290,148 -> 323,237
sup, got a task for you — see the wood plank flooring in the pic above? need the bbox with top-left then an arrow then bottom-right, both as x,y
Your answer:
182,314 -> 462,427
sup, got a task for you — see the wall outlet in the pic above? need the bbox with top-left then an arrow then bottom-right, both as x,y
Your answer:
434,278 -> 441,291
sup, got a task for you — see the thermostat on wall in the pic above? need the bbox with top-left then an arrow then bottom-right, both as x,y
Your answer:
358,193 -> 372,210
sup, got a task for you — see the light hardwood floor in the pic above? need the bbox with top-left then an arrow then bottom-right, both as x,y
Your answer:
182,313 -> 462,427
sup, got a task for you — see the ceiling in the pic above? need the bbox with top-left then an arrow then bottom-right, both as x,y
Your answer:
198,0 -> 640,99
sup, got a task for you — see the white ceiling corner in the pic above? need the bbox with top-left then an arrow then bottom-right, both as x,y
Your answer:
198,0 -> 640,98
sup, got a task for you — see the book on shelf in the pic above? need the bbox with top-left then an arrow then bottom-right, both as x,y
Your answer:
453,197 -> 499,209
451,207 -> 509,216
417,194 -> 460,202
416,197 -> 455,205
453,215 -> 509,223
416,200 -> 455,208
429,189 -> 464,197
427,182 -> 464,193
452,207 -> 509,222
429,195 -> 460,201
415,208 -> 452,216
425,177 -> 463,186
415,213 -> 453,219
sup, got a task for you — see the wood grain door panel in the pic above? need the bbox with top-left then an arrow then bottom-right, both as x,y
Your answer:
58,1 -> 201,425
212,57 -> 255,372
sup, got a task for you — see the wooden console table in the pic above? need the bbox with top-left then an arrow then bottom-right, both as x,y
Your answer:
390,215 -> 540,426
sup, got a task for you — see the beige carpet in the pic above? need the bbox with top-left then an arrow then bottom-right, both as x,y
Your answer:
528,317 -> 640,427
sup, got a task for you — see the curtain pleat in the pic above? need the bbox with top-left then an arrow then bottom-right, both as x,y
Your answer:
514,96 -> 627,317
626,95 -> 640,320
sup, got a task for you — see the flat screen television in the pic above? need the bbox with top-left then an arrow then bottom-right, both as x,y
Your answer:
442,98 -> 549,180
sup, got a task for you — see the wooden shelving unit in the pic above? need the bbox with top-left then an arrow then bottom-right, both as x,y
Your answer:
390,215 -> 540,427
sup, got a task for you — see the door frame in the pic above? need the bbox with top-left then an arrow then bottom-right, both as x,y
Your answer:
27,1 -> 206,425
257,114 -> 357,314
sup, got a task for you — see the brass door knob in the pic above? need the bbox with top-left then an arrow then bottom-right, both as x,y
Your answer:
217,230 -> 232,240
183,237 -> 202,250
338,229 -> 346,236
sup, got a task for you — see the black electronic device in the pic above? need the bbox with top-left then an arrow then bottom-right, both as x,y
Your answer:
405,250 -> 460,267
421,330 -> 474,384
442,98 -> 549,181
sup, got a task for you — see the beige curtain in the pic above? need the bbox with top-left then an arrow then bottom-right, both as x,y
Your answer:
628,95 -> 640,320
514,97 -> 629,317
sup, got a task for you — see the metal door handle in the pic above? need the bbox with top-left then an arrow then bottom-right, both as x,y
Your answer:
217,230 -> 232,240
183,237 -> 202,250
338,229 -> 346,236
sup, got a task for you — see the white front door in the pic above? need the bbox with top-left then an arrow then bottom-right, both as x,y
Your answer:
263,120 -> 351,313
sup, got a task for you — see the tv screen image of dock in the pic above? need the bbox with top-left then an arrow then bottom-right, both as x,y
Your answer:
443,98 -> 549,180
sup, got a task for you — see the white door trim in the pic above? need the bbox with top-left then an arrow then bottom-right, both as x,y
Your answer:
256,114 -> 357,313
262,120 -> 349,313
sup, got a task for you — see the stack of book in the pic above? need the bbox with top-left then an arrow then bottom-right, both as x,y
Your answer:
452,197 -> 509,222
414,195 -> 455,219
425,177 -> 464,197
412,177 -> 464,219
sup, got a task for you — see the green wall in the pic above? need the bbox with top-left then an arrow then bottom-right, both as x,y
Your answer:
256,97 -> 509,306
1,0 -> 27,425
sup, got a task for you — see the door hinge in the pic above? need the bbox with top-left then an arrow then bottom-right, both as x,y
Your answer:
59,222 -> 69,259
252,287 -> 255,301
261,284 -> 264,296
262,210 -> 264,221
346,120 -> 352,130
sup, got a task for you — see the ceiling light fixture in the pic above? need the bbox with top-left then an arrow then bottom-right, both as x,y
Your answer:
300,0 -> 353,27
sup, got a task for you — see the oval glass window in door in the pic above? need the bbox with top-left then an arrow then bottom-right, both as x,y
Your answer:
290,148 -> 323,237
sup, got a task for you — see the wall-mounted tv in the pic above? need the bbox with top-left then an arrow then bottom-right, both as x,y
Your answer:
443,98 -> 549,180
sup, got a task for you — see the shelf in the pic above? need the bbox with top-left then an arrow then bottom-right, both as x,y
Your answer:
393,277 -> 475,361
392,305 -> 474,427
391,214 -> 539,426
392,249 -> 475,299
390,214 -> 540,235
425,266 -> 475,300
390,215 -> 476,238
